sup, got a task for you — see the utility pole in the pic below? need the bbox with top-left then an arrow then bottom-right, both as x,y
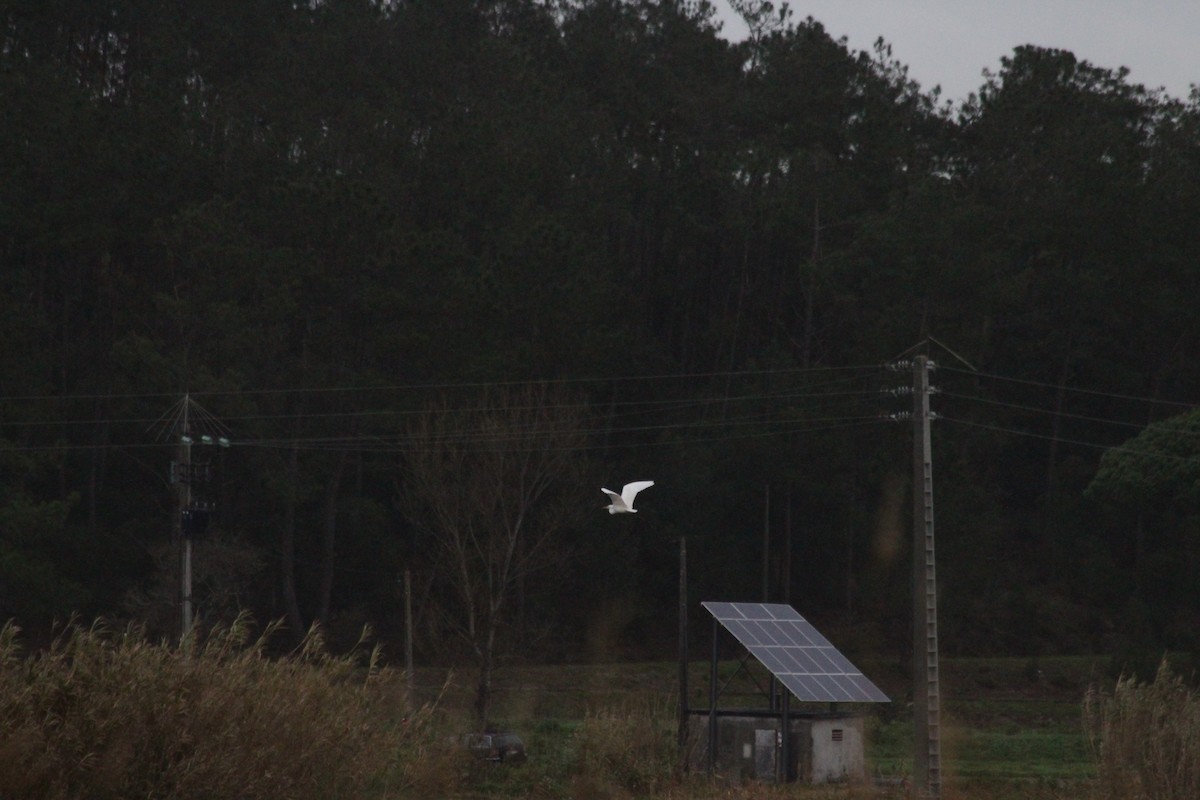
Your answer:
404,569 -> 415,711
912,356 -> 941,798
157,393 -> 229,655
677,536 -> 688,760
178,396 -> 194,652
762,484 -> 776,717
783,490 -> 792,606
761,483 -> 770,602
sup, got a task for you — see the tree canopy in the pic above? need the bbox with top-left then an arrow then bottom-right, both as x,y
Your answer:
2,0 -> 1199,667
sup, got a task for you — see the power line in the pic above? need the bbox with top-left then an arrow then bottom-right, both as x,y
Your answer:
7,361 -> 1193,456
0,383 -> 886,431
0,368 -> 887,446
940,415 -> 1200,464
0,363 -> 885,403
0,398 -> 886,452
938,390 -> 1186,434
232,415 -> 889,453
940,365 -> 1196,409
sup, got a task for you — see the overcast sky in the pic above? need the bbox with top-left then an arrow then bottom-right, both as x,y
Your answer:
713,0 -> 1199,103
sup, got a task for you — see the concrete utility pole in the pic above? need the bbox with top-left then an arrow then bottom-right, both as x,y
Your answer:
912,357 -> 941,798
160,392 -> 228,655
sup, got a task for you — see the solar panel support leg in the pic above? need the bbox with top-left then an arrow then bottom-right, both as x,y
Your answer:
708,617 -> 719,775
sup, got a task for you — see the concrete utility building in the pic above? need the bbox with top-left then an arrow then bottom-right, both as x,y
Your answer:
688,710 -> 868,783
684,602 -> 889,785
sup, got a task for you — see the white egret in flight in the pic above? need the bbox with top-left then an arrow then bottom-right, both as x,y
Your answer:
601,480 -> 654,514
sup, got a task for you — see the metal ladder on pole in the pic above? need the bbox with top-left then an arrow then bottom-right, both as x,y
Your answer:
912,355 -> 941,799
921,457 -> 941,797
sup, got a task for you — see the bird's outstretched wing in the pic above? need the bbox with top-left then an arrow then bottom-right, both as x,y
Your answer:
620,480 -> 655,508
601,487 -> 627,510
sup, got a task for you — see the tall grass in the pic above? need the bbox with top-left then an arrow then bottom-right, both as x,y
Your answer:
0,613 -> 454,800
1084,659 -> 1200,800
569,698 -> 680,799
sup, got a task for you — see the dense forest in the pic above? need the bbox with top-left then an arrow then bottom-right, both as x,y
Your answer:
2,0 -> 1199,682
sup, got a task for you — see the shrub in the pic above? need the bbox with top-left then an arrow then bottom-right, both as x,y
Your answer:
1084,659 -> 1200,800
0,613 -> 448,800
570,698 -> 679,799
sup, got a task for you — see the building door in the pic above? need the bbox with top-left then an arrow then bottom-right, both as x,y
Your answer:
754,729 -> 776,780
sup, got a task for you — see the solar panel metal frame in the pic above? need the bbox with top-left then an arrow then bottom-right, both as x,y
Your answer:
703,601 -> 889,704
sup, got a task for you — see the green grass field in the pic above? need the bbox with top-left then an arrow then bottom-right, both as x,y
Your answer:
412,654 -> 1110,798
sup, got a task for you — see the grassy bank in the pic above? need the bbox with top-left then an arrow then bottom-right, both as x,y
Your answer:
3,620 -> 1197,799
418,654 -> 1111,798
0,615 -> 432,799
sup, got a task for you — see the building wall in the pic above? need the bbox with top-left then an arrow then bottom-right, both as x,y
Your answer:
808,717 -> 866,783
687,713 -> 866,784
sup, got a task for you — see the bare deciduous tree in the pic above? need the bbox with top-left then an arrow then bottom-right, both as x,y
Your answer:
398,385 -> 589,724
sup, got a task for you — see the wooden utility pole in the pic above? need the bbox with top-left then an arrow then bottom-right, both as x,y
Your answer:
404,569 -> 415,711
178,395 -> 194,652
783,490 -> 792,605
761,484 -> 770,601
677,536 -> 688,759
912,357 -> 941,798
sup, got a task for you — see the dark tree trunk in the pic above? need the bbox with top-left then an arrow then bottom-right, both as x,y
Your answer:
1045,336 -> 1073,507
281,443 -> 306,639
316,449 -> 347,626
474,622 -> 497,727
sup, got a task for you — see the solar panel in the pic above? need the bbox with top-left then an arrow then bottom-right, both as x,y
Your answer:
703,601 -> 889,704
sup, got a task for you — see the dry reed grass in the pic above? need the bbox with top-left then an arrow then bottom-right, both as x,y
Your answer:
1084,658 -> 1200,800
569,697 -> 680,799
0,613 -> 456,800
